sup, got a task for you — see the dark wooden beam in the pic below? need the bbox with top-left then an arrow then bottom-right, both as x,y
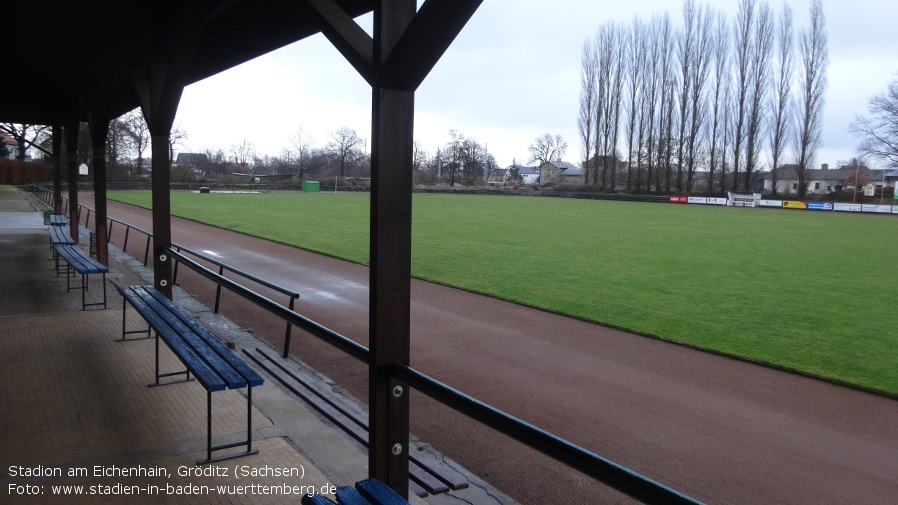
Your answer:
64,117 -> 80,242
377,0 -> 482,91
52,123 -> 63,215
368,0 -> 415,499
132,1 -> 201,299
88,109 -> 110,267
305,0 -> 374,84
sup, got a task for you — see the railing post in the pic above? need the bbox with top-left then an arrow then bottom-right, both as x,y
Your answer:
213,266 -> 224,313
283,296 -> 296,358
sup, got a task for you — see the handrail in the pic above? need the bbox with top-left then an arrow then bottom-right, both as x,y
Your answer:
390,363 -> 703,505
171,243 -> 300,357
166,247 -> 369,363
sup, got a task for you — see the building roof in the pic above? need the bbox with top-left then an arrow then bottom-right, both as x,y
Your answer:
176,153 -> 209,166
514,166 -> 540,175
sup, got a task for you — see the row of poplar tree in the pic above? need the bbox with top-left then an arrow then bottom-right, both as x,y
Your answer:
578,0 -> 828,197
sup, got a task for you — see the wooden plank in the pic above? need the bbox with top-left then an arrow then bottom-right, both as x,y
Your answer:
333,485 -> 370,505
299,493 -> 337,505
356,478 -> 410,505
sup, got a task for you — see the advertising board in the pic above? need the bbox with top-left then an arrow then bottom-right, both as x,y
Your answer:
669,196 -> 688,204
834,203 -> 861,212
759,200 -> 782,207
688,197 -> 707,204
806,201 -> 834,211
782,201 -> 807,209
707,197 -> 728,205
862,204 -> 893,213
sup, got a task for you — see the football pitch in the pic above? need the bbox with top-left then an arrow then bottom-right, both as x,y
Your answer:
108,190 -> 898,396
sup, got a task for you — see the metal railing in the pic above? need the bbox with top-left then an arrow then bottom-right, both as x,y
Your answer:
164,244 -> 702,504
171,243 -> 300,358
40,187 -> 702,504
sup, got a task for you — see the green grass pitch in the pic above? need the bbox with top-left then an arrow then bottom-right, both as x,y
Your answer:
107,190 -> 898,396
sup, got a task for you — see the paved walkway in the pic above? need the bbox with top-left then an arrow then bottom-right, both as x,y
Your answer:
73,190 -> 898,505
0,188 -> 467,504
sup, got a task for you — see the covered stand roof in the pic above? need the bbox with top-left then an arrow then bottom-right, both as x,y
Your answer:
0,0 -> 376,125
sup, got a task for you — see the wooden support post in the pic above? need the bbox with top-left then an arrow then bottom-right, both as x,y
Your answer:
150,136 -> 172,297
132,2 -> 200,299
64,119 -> 80,242
52,123 -> 63,215
89,112 -> 110,266
368,1 -> 415,498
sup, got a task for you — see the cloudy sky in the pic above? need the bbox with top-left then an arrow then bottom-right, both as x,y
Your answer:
174,0 -> 898,170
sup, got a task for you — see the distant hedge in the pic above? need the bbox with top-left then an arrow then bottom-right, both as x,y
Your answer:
0,159 -> 52,185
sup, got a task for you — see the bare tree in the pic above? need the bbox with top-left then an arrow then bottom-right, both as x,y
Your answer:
674,0 -> 699,193
122,109 -> 151,176
730,0 -> 756,193
685,6 -> 714,193
593,23 -> 625,189
230,138 -> 256,167
647,14 -> 674,193
528,133 -> 568,165
743,1 -> 774,193
168,125 -> 187,166
795,0 -> 828,198
578,38 -> 598,181
290,124 -> 315,180
707,11 -> 730,195
768,4 -> 794,196
328,126 -> 363,178
849,75 -> 898,168
0,123 -> 52,161
624,18 -> 647,192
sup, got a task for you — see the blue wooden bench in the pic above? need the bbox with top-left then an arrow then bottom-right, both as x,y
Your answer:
118,285 -> 265,464
55,244 -> 108,310
49,225 -> 77,272
302,478 -> 410,505
49,214 -> 66,226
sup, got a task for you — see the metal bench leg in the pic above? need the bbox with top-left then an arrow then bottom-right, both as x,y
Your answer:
119,300 -> 152,341
197,386 -> 259,465
148,333 -> 193,387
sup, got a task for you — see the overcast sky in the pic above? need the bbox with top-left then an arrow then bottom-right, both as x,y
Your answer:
174,0 -> 898,170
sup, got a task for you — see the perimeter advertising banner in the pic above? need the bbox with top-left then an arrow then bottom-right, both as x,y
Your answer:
893,206 -> 898,214
688,196 -> 708,204
759,199 -> 783,207
862,204 -> 893,213
670,196 -> 688,204
783,201 -> 807,209
806,201 -> 834,211
834,203 -> 861,212
707,197 -> 728,205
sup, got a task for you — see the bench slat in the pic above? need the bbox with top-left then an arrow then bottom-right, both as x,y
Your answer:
356,479 -> 411,505
143,286 -> 264,388
49,226 -> 76,245
57,245 -> 108,274
120,286 -> 227,392
130,287 -> 247,389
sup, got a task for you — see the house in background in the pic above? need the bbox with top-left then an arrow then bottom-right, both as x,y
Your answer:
487,167 -> 510,185
1,132 -> 26,160
539,160 -> 584,186
764,163 -> 895,196
175,152 -> 209,176
513,165 -> 540,185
